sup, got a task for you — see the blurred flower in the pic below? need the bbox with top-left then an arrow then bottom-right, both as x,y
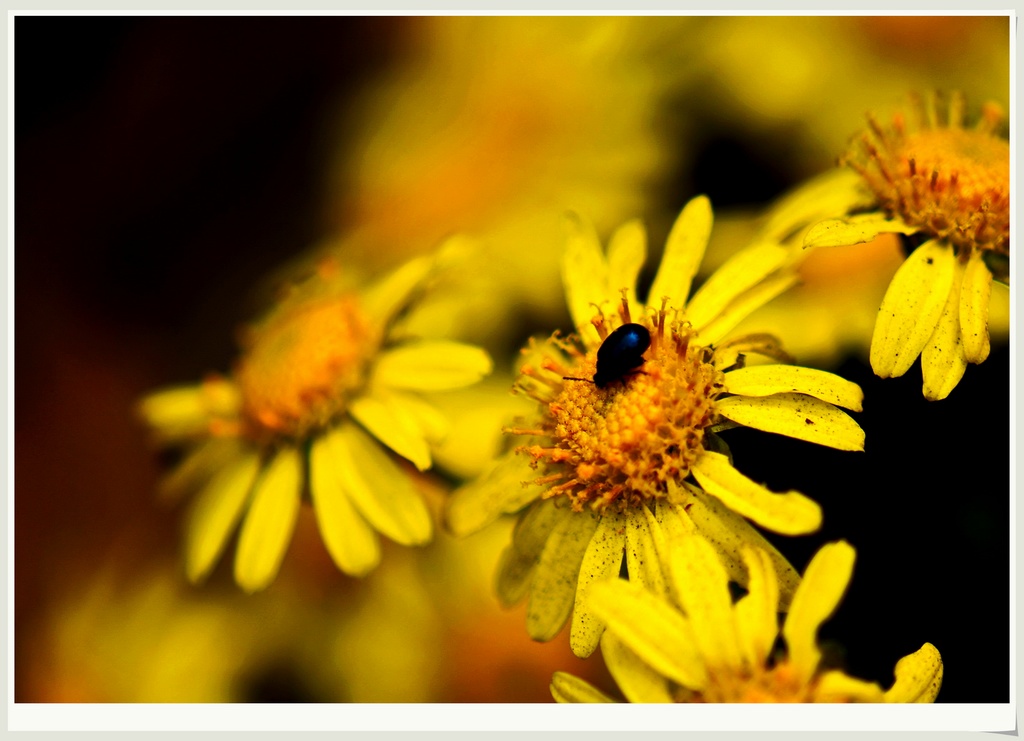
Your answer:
551,538 -> 943,703
21,562 -> 326,703
139,253 -> 492,592
447,197 -> 864,658
318,16 -> 695,350
799,92 -> 1009,399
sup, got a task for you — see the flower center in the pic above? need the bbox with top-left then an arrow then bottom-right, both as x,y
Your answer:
844,93 -> 1009,257
683,663 -> 816,703
512,303 -> 723,513
235,270 -> 379,442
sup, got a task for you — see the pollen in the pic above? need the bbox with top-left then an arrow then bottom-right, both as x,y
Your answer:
513,302 -> 723,513
843,91 -> 1009,257
235,268 -> 379,441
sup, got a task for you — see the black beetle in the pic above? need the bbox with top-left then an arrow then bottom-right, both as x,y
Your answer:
594,323 -> 651,387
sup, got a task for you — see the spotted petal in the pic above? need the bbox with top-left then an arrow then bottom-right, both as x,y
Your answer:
760,168 -> 872,243
921,256 -> 968,401
570,511 -> 626,658
884,643 -> 944,703
526,508 -> 600,641
870,240 -> 956,379
959,250 -> 992,364
691,450 -> 822,536
715,392 -> 864,452
723,365 -> 863,411
496,499 -> 563,607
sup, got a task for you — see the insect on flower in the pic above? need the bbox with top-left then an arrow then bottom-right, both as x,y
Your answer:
564,322 -> 651,388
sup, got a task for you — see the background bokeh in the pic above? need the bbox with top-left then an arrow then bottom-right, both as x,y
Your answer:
14,16 -> 1010,704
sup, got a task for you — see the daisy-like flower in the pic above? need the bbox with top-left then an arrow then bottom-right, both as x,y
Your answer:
801,91 -> 1009,400
550,536 -> 943,703
446,197 -> 865,658
139,254 -> 492,592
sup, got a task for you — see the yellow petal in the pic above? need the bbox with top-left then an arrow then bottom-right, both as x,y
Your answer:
783,540 -> 855,686
360,255 -> 433,326
526,509 -> 600,642
715,392 -> 865,452
724,365 -> 863,412
349,392 -> 432,471
550,672 -> 615,704
158,438 -> 242,503
959,250 -> 992,364
372,341 -> 492,392
669,535 -> 743,672
691,450 -> 822,535
445,452 -> 544,536
802,213 -> 918,249
921,257 -> 968,401
570,512 -> 626,658
815,671 -> 885,702
606,218 -> 647,320
138,379 -> 239,441
694,272 -> 799,347
329,422 -> 432,546
734,547 -> 780,672
562,212 -> 610,346
760,168 -> 871,243
682,485 -> 800,609
381,389 -> 450,443
496,499 -> 564,607
870,240 -> 956,378
686,241 -> 789,330
624,506 -> 667,597
183,451 -> 260,584
309,430 -> 381,577
234,447 -> 302,593
600,631 -> 673,703
884,643 -> 943,703
649,196 -> 712,310
588,578 -> 708,690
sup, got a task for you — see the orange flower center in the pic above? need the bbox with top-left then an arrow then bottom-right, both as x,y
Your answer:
512,301 -> 723,513
236,283 -> 378,441
844,93 -> 1009,257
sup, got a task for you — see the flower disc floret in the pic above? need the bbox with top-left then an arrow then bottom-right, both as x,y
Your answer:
843,92 -> 1009,257
516,302 -> 723,514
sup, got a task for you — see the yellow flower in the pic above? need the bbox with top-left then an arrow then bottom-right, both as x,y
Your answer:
801,92 -> 1009,400
550,537 -> 943,703
139,254 -> 492,592
446,197 -> 864,658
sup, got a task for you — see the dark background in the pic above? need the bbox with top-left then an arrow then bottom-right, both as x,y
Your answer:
15,16 -> 1010,703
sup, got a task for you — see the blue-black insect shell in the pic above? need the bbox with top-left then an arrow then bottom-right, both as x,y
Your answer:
593,323 -> 651,388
